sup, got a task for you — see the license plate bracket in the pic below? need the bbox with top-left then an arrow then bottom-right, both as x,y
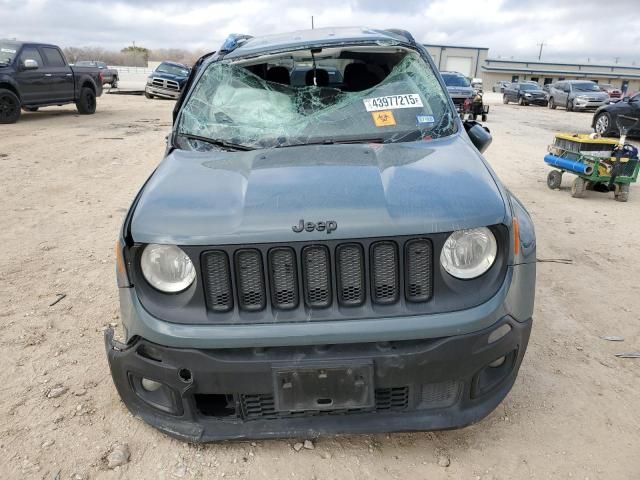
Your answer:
273,362 -> 374,412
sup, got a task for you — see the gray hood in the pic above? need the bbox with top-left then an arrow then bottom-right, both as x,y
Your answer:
131,136 -> 507,245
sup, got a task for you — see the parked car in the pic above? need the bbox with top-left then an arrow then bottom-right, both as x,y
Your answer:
547,80 -> 609,111
440,71 -> 475,111
0,40 -> 103,124
592,93 -> 640,136
502,82 -> 548,106
107,27 -> 536,442
75,60 -> 119,88
599,83 -> 622,99
492,80 -> 510,93
145,61 -> 190,99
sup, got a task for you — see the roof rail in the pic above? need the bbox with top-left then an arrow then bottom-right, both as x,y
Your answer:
383,29 -> 416,44
219,34 -> 253,55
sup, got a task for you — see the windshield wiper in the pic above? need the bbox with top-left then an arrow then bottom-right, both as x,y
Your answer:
275,137 -> 384,148
178,133 -> 254,151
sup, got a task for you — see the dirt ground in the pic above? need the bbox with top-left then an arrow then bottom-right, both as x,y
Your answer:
1,92 -> 639,480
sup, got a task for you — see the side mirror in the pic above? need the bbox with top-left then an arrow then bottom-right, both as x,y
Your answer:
622,96 -> 630,102
22,59 -> 39,70
464,121 -> 492,153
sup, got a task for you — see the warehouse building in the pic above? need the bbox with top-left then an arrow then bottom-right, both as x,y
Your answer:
423,44 -> 488,79
422,42 -> 640,94
481,59 -> 640,93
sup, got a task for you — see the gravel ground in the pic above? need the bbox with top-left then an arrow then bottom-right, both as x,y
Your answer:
1,92 -> 639,479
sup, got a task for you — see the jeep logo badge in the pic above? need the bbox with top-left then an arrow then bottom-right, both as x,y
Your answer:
292,219 -> 337,234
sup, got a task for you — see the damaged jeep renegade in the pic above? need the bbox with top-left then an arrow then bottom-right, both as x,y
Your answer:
107,27 -> 536,442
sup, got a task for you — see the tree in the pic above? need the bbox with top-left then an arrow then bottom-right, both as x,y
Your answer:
121,45 -> 149,67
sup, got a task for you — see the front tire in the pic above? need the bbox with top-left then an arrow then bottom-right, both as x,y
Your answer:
503,95 -> 509,104
571,177 -> 587,198
0,88 -> 21,124
594,112 -> 613,136
567,99 -> 574,112
547,170 -> 563,189
111,77 -> 119,89
614,184 -> 629,202
518,97 -> 527,106
548,97 -> 556,109
76,87 -> 97,114
145,91 -> 154,99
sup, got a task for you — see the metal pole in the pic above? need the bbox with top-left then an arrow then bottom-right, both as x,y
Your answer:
537,41 -> 545,61
311,16 -> 314,29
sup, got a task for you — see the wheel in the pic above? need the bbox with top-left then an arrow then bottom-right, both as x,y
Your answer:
614,184 -> 629,202
75,87 -> 96,114
547,170 -> 563,189
518,96 -> 527,106
22,106 -> 39,112
111,77 -> 118,89
594,112 -> 613,136
548,97 -> 556,109
0,88 -> 21,124
502,95 -> 508,104
567,99 -> 574,112
571,177 -> 587,198
481,113 -> 487,122
145,91 -> 154,99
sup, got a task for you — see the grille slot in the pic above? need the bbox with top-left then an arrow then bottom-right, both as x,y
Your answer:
268,248 -> 299,310
375,386 -> 409,411
336,244 -> 365,306
202,251 -> 233,312
235,249 -> 266,311
371,242 -> 399,304
420,380 -> 460,408
405,239 -> 433,302
302,246 -> 332,308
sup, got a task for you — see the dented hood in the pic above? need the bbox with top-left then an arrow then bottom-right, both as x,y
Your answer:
131,136 -> 507,245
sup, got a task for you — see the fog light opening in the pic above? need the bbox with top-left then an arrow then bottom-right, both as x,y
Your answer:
178,368 -> 193,383
141,378 -> 163,392
489,356 -> 506,368
488,324 -> 511,344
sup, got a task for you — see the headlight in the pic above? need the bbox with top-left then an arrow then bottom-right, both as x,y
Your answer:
440,227 -> 497,279
524,93 -> 532,97
140,244 -> 196,293
146,77 -> 153,85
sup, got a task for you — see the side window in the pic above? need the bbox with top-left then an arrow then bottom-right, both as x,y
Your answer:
19,46 -> 44,67
41,47 -> 67,67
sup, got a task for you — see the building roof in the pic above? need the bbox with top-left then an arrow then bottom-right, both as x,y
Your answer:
482,64 -> 640,79
486,58 -> 639,71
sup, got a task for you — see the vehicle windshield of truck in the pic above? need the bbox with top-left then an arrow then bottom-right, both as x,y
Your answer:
0,42 -> 18,66
441,73 -> 470,87
157,63 -> 190,76
573,82 -> 600,92
177,46 -> 456,150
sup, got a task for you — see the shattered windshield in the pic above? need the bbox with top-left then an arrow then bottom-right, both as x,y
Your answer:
0,43 -> 18,65
178,47 -> 455,150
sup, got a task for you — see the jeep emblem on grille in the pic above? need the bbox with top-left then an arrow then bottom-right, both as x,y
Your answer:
292,219 -> 337,234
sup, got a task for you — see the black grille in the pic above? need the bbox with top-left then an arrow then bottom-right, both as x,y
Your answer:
336,244 -> 365,306
371,242 -> 399,304
235,249 -> 266,311
420,380 -> 460,408
302,246 -> 331,308
268,248 -> 298,310
201,237 -> 436,316
202,251 -> 233,312
239,387 -> 408,420
405,239 -> 433,302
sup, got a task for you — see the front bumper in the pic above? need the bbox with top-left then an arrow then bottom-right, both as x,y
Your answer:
105,315 -> 532,442
145,85 -> 181,99
573,99 -> 607,109
523,96 -> 547,105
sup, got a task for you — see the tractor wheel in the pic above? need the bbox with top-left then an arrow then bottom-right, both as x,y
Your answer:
547,170 -> 563,190
571,177 -> 587,198
614,184 -> 629,202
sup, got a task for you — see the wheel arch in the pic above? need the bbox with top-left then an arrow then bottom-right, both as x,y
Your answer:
0,81 -> 21,101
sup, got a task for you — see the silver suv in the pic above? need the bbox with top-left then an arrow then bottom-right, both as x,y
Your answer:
548,80 -> 609,111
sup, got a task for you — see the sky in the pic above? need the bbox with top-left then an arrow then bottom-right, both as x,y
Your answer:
2,0 -> 639,65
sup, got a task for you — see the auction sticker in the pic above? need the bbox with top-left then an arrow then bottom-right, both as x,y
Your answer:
363,94 -> 423,112
416,115 -> 435,124
371,110 -> 396,127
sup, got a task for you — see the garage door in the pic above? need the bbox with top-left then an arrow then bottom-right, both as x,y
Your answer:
445,56 -> 473,77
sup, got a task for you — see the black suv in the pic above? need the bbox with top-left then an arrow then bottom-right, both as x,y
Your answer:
502,82 -> 548,106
